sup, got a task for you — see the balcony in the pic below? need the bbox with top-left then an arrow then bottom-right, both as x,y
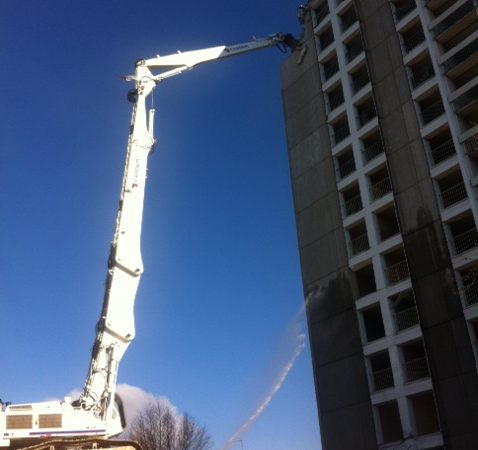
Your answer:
429,136 -> 456,164
370,175 -> 392,200
332,118 -> 350,145
337,155 -> 355,179
356,263 -> 377,297
410,392 -> 441,436
419,98 -> 445,125
345,35 -> 363,62
444,39 -> 478,74
370,352 -> 394,391
433,0 -> 477,39
372,367 -> 395,391
363,140 -> 384,163
340,6 -> 358,32
464,131 -> 478,158
404,356 -> 430,382
344,193 -> 363,216
314,1 -> 330,25
461,265 -> 478,306
393,0 -> 416,22
362,304 -> 386,343
395,305 -> 419,331
409,56 -> 435,89
351,65 -> 370,93
453,85 -> 478,113
318,26 -> 334,52
377,401 -> 404,444
357,99 -> 377,128
327,85 -> 345,112
385,259 -> 409,284
349,232 -> 370,256
322,55 -> 339,81
453,227 -> 478,254
425,0 -> 456,17
375,205 -> 400,241
440,180 -> 467,208
342,183 -> 362,217
401,25 -> 426,53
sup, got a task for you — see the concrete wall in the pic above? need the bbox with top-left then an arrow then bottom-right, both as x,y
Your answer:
354,1 -> 478,448
281,19 -> 378,450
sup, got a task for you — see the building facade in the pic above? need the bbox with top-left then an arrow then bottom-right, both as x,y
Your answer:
281,1 -> 478,449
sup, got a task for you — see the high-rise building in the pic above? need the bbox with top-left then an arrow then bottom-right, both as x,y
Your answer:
281,1 -> 478,449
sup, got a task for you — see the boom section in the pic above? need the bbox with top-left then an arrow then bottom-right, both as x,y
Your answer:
137,33 -> 293,83
79,66 -> 156,419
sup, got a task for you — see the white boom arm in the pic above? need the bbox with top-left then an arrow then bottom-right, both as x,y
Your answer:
0,32 -> 298,447
79,31 -> 298,418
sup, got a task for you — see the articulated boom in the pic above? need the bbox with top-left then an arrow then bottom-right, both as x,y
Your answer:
0,32 -> 298,449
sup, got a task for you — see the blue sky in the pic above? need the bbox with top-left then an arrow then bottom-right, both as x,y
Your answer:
1,1 -> 321,449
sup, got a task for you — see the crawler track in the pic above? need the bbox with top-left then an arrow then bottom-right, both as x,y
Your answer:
12,437 -> 141,450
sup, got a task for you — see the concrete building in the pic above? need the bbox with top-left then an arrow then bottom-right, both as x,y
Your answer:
281,1 -> 478,449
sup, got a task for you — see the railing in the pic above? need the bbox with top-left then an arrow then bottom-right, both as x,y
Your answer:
352,69 -> 370,93
410,62 -> 434,89
404,356 -> 430,382
433,1 -> 475,37
315,3 -> 330,24
440,181 -> 467,208
350,233 -> 370,255
385,259 -> 409,284
402,27 -> 425,53
430,138 -> 455,164
372,367 -> 394,391
463,281 -> 478,306
358,104 -> 377,127
394,305 -> 419,331
453,227 -> 478,254
362,141 -> 384,163
323,58 -> 339,80
394,0 -> 416,22
371,176 -> 392,200
444,40 -> 478,72
464,133 -> 478,158
343,194 -> 362,216
337,157 -> 355,179
453,85 -> 478,111
333,121 -> 350,145
420,99 -> 445,124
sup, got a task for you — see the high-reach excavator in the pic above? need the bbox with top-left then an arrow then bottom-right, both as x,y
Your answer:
0,32 -> 299,450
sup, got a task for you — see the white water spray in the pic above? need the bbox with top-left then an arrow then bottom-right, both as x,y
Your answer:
220,299 -> 313,450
